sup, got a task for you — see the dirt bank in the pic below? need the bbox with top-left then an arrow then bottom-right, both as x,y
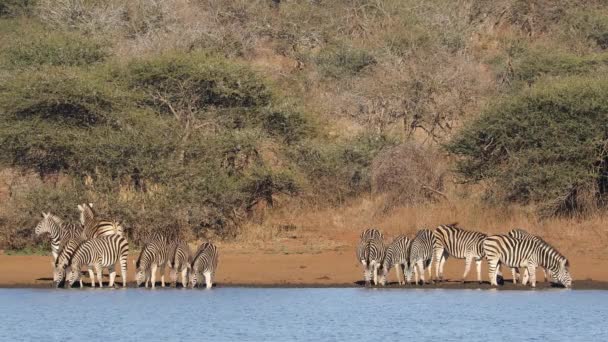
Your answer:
1,248 -> 607,289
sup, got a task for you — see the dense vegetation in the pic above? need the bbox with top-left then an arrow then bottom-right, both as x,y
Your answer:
1,0 -> 608,249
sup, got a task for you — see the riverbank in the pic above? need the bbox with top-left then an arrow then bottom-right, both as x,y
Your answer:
1,249 -> 607,289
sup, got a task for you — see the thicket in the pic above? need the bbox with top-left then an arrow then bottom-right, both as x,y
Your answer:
448,76 -> 608,216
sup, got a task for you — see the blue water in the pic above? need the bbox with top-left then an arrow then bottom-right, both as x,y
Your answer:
0,288 -> 606,341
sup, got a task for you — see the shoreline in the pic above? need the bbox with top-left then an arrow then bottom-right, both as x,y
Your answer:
1,252 -> 607,291
2,279 -> 607,290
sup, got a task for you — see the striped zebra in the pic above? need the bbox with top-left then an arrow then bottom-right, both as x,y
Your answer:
356,228 -> 385,286
508,228 -> 553,283
65,234 -> 129,288
188,242 -> 219,289
407,229 -> 435,285
433,224 -> 487,283
483,234 -> 572,288
134,235 -> 171,288
77,203 -> 124,239
34,212 -> 81,261
52,238 -> 84,288
381,235 -> 411,285
167,240 -> 191,288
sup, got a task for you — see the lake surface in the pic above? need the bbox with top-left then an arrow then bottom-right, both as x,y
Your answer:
0,288 -> 606,341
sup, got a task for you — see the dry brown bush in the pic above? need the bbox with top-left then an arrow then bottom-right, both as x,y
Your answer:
370,142 -> 447,211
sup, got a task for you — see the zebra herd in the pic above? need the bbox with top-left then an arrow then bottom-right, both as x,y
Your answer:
34,203 -> 219,289
357,224 -> 572,288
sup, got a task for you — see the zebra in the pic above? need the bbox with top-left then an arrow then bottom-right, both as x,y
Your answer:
65,234 -> 129,288
381,235 -> 411,286
52,238 -> 84,288
483,234 -> 572,288
167,240 -> 190,288
34,212 -> 81,262
77,203 -> 124,239
407,229 -> 435,285
433,224 -> 487,283
356,228 -> 385,286
134,235 -> 171,288
188,242 -> 219,289
507,228 -> 553,283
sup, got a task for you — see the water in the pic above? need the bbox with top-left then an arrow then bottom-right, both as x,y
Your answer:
0,288 -> 606,341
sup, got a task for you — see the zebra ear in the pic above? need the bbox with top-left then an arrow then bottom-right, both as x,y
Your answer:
41,212 -> 46,218
88,203 -> 93,208
77,204 -> 83,211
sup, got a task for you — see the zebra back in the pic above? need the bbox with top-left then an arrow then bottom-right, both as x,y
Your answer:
433,224 -> 487,259
78,203 -> 124,239
360,228 -> 383,241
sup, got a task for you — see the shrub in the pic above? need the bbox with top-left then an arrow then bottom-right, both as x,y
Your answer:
447,76 -> 608,216
316,45 -> 376,78
512,48 -> 608,84
2,29 -> 108,68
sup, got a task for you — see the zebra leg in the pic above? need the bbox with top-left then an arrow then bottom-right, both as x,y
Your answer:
95,264 -> 103,288
439,253 -> 448,282
527,265 -> 537,288
181,269 -> 188,288
120,257 -> 127,288
433,248 -> 443,281
363,263 -> 372,287
87,268 -> 95,288
511,268 -> 517,284
522,267 -> 530,286
204,271 -> 212,289
151,264 -> 158,289
394,264 -> 402,285
475,259 -> 482,284
372,262 -> 379,286
462,256 -> 472,283
426,258 -> 433,283
487,259 -> 499,286
417,260 -> 425,285
160,265 -> 166,287
108,266 -> 116,287
543,268 -> 549,283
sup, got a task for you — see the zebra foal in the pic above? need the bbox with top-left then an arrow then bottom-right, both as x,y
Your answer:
188,242 -> 219,289
483,235 -> 572,288
381,235 -> 411,286
168,240 -> 191,288
356,228 -> 385,286
407,229 -> 435,285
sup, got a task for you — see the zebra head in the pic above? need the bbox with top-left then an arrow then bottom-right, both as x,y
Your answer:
65,267 -> 80,288
554,259 -> 572,288
77,203 -> 95,226
34,212 -> 52,236
187,263 -> 199,288
135,268 -> 148,287
52,264 -> 66,288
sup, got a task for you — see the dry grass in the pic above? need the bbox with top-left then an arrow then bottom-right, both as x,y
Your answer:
234,193 -> 608,260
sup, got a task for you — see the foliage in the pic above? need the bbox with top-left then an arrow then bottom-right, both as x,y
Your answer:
447,76 -> 608,215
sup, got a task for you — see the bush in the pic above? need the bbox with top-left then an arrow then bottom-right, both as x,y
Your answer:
316,45 -> 376,78
371,142 -> 446,208
1,29 -> 108,68
512,48 -> 608,84
290,133 -> 394,203
447,76 -> 608,216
